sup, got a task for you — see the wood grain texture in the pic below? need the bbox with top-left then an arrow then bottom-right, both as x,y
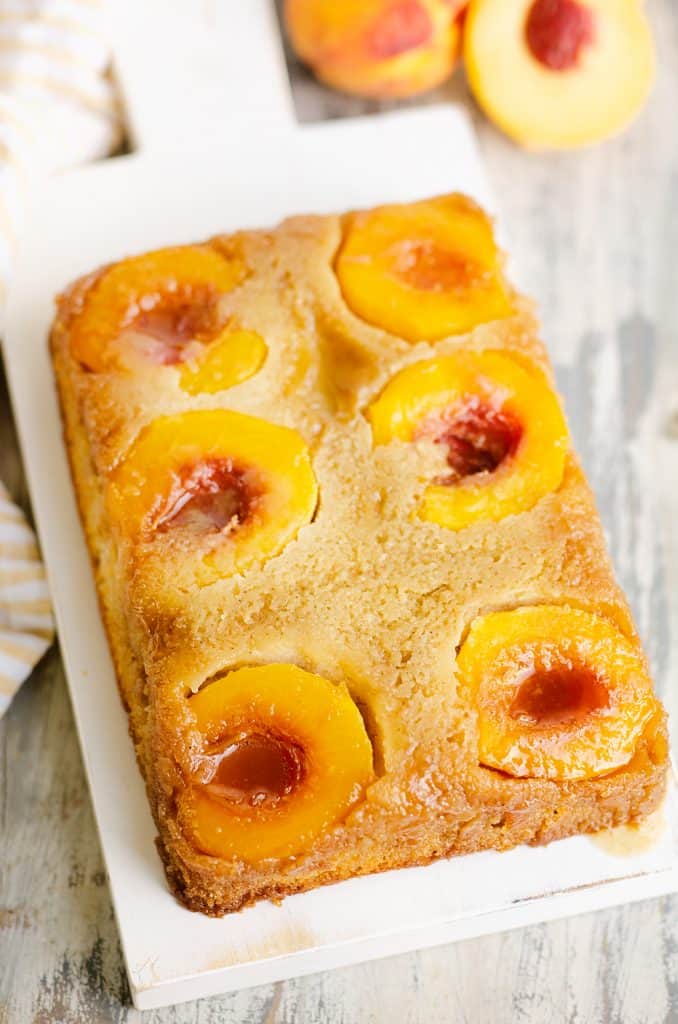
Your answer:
1,0 -> 677,1018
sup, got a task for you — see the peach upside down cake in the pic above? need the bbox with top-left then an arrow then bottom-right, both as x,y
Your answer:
50,194 -> 668,915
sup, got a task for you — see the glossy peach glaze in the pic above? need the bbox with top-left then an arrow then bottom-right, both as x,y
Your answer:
525,0 -> 595,70
204,732 -> 305,808
457,606 -> 658,780
182,664 -> 374,861
65,246 -> 266,394
284,0 -> 460,100
510,664 -> 609,725
336,195 -> 512,342
368,350 -> 568,530
107,410 -> 317,581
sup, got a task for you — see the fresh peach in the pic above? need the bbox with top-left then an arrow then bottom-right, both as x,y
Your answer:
368,350 -> 568,529
181,664 -> 374,861
107,410 -> 318,581
284,0 -> 462,99
457,605 -> 658,780
336,195 -> 512,342
66,246 -> 266,394
464,0 -> 655,149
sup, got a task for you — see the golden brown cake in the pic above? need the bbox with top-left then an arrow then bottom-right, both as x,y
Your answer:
50,194 -> 669,916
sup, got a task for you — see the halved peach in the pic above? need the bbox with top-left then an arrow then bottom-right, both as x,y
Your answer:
284,0 -> 461,100
336,195 -> 512,342
67,246 -> 266,393
180,664 -> 374,861
457,605 -> 657,780
107,410 -> 317,580
464,0 -> 655,149
368,350 -> 568,529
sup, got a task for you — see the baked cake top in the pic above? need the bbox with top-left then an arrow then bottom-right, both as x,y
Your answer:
51,194 -> 666,876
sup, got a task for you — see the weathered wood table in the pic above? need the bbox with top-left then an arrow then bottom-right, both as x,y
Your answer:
1,2 -> 677,1019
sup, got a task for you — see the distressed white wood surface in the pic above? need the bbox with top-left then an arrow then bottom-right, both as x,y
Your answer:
1,0 -> 678,1019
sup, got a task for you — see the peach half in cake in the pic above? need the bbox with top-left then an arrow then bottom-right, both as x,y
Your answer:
368,350 -> 568,529
457,606 -> 658,780
107,410 -> 317,581
464,0 -> 655,149
181,664 -> 374,861
66,246 -> 267,394
335,195 -> 513,342
284,0 -> 462,100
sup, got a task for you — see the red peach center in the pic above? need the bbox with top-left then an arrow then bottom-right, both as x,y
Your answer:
205,732 -> 305,808
510,665 -> 610,726
154,459 -> 260,535
368,1 -> 433,59
417,397 -> 522,482
391,239 -> 488,294
127,283 -> 222,364
525,0 -> 595,71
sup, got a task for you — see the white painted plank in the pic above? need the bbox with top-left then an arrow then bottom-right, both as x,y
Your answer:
109,0 -> 295,150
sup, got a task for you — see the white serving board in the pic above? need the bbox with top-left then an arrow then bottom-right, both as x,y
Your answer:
4,107 -> 677,1011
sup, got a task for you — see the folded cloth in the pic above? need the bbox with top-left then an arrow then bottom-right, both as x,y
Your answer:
0,0 -> 122,714
0,482 -> 53,713
0,0 -> 122,315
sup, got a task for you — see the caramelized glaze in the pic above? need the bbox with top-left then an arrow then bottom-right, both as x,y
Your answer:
510,664 -> 609,726
205,732 -> 305,808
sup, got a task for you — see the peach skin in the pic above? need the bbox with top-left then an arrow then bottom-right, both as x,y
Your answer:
284,0 -> 462,99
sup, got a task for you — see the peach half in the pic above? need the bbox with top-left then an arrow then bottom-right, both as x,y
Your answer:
107,410 -> 317,581
284,0 -> 462,100
67,245 -> 266,394
367,350 -> 568,529
181,664 -> 374,861
336,195 -> 512,343
457,605 -> 658,780
464,0 -> 655,149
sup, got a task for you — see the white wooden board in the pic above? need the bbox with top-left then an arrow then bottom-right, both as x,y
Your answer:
3,106 -> 676,1011
109,0 -> 296,152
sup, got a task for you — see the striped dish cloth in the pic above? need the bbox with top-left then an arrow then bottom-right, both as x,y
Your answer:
0,482 -> 53,713
0,0 -> 122,713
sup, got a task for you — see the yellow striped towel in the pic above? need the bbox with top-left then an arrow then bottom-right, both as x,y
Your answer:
0,0 -> 122,316
0,481 -> 53,713
1,0 -> 122,713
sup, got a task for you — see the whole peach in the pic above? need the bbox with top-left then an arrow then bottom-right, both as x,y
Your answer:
284,0 -> 465,99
